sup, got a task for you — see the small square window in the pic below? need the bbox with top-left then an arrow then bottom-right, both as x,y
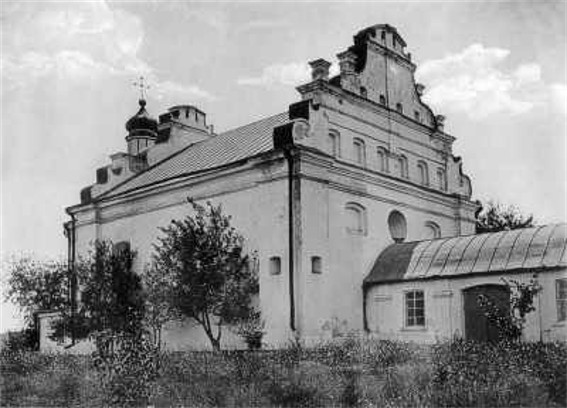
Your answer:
269,256 -> 281,276
311,256 -> 322,274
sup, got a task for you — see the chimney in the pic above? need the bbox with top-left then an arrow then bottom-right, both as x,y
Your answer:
309,58 -> 332,81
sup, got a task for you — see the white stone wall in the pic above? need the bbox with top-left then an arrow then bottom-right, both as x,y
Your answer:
365,269 -> 567,343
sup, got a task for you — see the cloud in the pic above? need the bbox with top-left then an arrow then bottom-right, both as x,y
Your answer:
416,44 -> 559,120
153,80 -> 217,102
238,62 -> 339,88
1,1 -> 212,100
549,83 -> 567,116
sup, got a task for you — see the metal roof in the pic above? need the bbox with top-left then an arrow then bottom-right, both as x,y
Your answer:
364,224 -> 567,285
99,112 -> 288,198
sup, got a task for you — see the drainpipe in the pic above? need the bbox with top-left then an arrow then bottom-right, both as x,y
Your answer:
273,122 -> 299,333
66,209 -> 77,344
285,148 -> 296,332
362,283 -> 369,332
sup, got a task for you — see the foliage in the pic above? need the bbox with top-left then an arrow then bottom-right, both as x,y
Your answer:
476,200 -> 535,233
2,339 -> 566,407
151,199 -> 259,350
52,240 -> 145,342
142,263 -> 180,349
477,275 -> 542,340
1,328 -> 39,353
3,257 -> 71,328
234,310 -> 265,349
92,331 -> 161,407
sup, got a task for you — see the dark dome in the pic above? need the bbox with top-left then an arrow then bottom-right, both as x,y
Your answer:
125,99 -> 158,136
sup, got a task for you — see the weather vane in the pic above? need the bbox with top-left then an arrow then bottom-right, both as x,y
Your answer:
132,76 -> 150,100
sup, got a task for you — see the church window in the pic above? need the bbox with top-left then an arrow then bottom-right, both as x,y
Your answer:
396,103 -> 403,114
417,161 -> 429,186
269,256 -> 281,276
398,155 -> 408,179
377,147 -> 389,172
557,279 -> 567,321
353,139 -> 366,166
360,86 -> 368,98
185,109 -> 189,118
353,138 -> 366,166
405,290 -> 425,327
311,256 -> 322,274
381,30 -> 386,41
379,95 -> 386,105
437,168 -> 447,191
388,210 -> 407,243
328,131 -> 340,157
414,111 -> 421,122
424,221 -> 441,239
346,202 -> 367,235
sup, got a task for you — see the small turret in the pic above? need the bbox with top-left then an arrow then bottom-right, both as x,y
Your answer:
125,99 -> 158,156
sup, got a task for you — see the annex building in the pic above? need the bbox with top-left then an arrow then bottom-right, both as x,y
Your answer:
39,24 -> 566,352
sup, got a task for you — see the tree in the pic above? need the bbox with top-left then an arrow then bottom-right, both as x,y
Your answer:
151,200 -> 259,350
3,257 -> 71,349
52,240 -> 145,346
476,200 -> 535,234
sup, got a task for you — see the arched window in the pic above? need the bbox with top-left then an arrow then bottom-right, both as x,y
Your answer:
379,95 -> 386,105
269,256 -> 281,275
414,111 -> 421,122
423,221 -> 441,239
346,202 -> 367,235
388,210 -> 407,243
353,138 -> 366,166
311,256 -> 322,274
417,161 -> 429,186
437,168 -> 447,191
398,155 -> 408,179
328,131 -> 340,157
377,147 -> 389,173
396,103 -> 403,114
360,86 -> 368,98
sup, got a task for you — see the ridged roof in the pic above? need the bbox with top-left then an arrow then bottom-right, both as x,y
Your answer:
100,112 -> 288,198
364,224 -> 567,285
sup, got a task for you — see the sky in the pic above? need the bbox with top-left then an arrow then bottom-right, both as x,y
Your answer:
1,1 -> 566,332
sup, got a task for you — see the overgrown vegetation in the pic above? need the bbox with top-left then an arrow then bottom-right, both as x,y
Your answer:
2,338 -> 566,407
476,200 -> 535,233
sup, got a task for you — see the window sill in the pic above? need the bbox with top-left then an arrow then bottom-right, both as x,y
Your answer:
401,326 -> 427,332
551,321 -> 566,328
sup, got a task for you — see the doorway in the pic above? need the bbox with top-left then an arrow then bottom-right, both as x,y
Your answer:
463,284 -> 510,342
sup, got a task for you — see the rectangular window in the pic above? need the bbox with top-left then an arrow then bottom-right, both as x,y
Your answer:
405,290 -> 425,327
557,279 -> 567,321
311,256 -> 322,274
269,256 -> 281,276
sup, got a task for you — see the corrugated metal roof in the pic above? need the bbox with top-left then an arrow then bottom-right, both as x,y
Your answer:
99,112 -> 289,198
364,224 -> 567,285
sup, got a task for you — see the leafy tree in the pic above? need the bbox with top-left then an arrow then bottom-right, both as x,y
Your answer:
52,240 -> 145,346
142,263 -> 179,349
3,257 -> 71,349
151,200 -> 258,350
476,201 -> 534,233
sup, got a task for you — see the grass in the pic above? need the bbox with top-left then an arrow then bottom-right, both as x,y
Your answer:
1,338 -> 565,407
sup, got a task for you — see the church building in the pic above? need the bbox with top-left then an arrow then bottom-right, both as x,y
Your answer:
39,24 -> 566,351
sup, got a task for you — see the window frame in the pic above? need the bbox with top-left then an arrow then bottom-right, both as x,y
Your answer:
353,138 -> 366,167
269,256 -> 282,276
328,130 -> 341,158
345,202 -> 367,236
311,256 -> 322,274
437,168 -> 447,191
405,290 -> 426,328
417,160 -> 429,186
556,279 -> 567,322
377,147 -> 389,173
398,155 -> 409,179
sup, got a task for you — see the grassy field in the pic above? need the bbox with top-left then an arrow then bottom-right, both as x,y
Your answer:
1,338 -> 566,407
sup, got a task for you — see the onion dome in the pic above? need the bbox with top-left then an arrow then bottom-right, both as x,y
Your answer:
125,99 -> 158,137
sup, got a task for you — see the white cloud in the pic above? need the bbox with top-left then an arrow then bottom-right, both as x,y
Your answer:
416,44 -> 557,120
1,1 -> 212,100
238,62 -> 340,88
153,80 -> 217,102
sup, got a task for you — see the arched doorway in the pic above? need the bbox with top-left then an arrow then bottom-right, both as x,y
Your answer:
463,284 -> 510,342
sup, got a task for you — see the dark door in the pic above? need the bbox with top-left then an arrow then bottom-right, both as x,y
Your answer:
463,284 -> 510,342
